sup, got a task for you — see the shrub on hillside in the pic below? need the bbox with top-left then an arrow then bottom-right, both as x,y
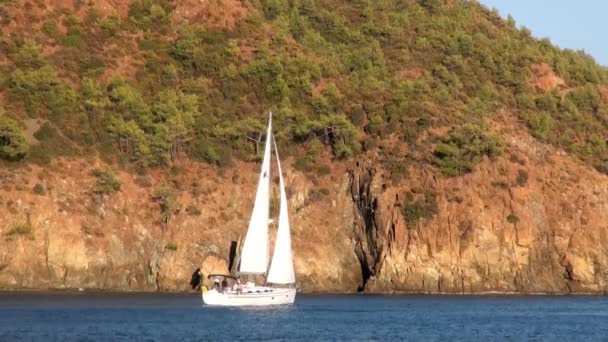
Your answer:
515,169 -> 528,187
153,187 -> 177,226
402,190 -> 438,227
523,112 -> 554,142
6,223 -> 32,236
433,124 -> 502,177
507,213 -> 519,224
27,145 -> 51,165
9,42 -> 78,117
186,204 -> 202,216
165,241 -> 178,251
0,115 -> 29,161
567,85 -> 600,112
33,123 -> 79,158
92,169 -> 122,195
33,183 -> 45,195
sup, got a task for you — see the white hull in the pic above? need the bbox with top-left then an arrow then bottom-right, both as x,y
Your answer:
202,287 -> 296,306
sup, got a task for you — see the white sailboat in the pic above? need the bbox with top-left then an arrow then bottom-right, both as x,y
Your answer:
202,113 -> 296,306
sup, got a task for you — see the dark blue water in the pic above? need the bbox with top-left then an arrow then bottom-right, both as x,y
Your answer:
0,293 -> 607,341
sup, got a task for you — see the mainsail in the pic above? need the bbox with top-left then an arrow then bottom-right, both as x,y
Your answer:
239,114 -> 272,274
266,134 -> 296,284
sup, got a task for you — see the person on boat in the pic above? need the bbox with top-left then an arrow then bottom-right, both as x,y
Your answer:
213,277 -> 221,291
232,278 -> 242,294
221,279 -> 228,292
190,268 -> 202,290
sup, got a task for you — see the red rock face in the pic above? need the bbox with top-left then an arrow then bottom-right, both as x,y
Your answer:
597,86 -> 608,102
529,63 -> 567,93
0,158 -> 361,292
3,120 -> 608,294
351,127 -> 608,294
172,0 -> 248,29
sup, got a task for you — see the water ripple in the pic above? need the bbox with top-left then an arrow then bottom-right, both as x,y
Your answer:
0,293 -> 606,341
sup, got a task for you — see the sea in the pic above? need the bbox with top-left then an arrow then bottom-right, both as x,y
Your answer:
0,292 -> 606,341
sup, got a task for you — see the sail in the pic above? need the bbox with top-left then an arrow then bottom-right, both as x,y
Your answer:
239,113 -> 272,274
267,134 -> 296,284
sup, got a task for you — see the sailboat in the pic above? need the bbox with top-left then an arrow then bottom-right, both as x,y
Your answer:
202,113 -> 296,306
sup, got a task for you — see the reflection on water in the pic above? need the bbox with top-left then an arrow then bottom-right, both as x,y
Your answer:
0,292 -> 607,341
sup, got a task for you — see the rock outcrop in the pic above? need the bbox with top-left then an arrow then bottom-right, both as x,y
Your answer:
350,126 -> 608,294
0,159 -> 361,292
529,63 -> 568,93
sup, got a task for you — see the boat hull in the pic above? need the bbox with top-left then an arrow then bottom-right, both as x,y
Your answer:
202,287 -> 296,306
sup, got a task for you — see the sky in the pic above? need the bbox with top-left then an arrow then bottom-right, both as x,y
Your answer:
478,0 -> 607,66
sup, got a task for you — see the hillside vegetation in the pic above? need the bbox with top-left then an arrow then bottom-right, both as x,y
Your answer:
1,0 -> 608,177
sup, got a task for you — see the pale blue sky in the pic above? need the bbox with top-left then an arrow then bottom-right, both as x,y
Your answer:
478,0 -> 607,66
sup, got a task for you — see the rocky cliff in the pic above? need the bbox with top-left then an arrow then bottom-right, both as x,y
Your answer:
0,157 -> 361,292
351,119 -> 608,294
1,118 -> 608,294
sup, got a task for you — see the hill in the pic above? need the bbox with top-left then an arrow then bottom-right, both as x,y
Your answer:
1,0 -> 608,293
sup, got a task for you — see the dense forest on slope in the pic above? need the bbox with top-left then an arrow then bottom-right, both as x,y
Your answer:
1,0 -> 608,177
